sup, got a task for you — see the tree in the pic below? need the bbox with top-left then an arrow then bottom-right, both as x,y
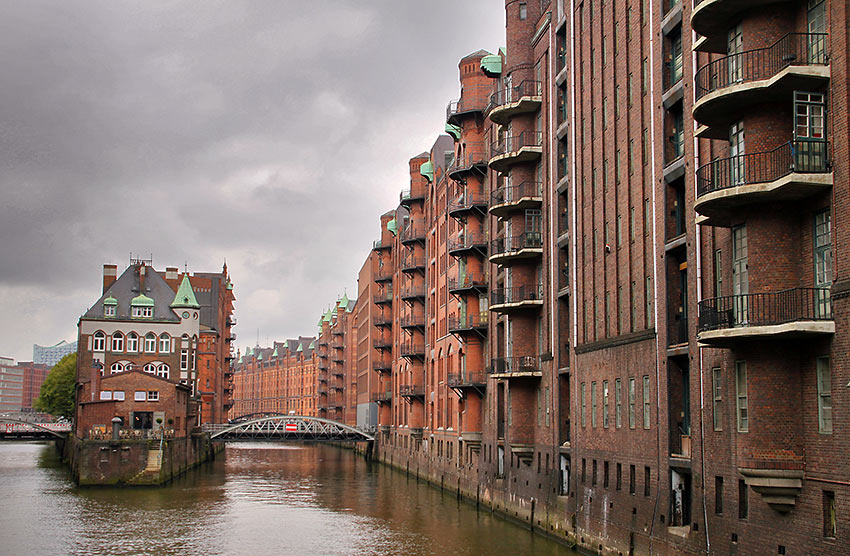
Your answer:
34,352 -> 77,420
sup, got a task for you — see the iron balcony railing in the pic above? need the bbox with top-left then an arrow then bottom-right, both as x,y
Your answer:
490,131 -> 543,158
446,86 -> 491,120
374,268 -> 393,282
696,140 -> 830,198
400,225 -> 426,243
491,180 -> 543,206
372,390 -> 393,403
489,356 -> 541,374
373,290 -> 393,304
491,232 -> 543,257
695,33 -> 829,101
372,239 -> 391,250
400,187 -> 426,204
486,80 -> 542,114
400,313 -> 426,328
373,360 -> 392,373
373,338 -> 392,350
448,189 -> 488,214
447,142 -> 487,176
400,285 -> 426,299
400,343 -> 425,357
318,362 -> 329,371
400,253 -> 426,271
697,288 -> 832,333
491,284 -> 544,306
448,232 -> 488,253
400,384 -> 425,397
448,272 -> 488,292
447,371 -> 488,387
448,313 -> 489,331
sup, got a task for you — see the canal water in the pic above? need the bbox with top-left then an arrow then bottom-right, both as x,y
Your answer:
0,442 -> 577,556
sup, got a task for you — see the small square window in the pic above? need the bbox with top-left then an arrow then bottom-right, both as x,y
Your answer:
135,391 -> 146,401
147,391 -> 159,402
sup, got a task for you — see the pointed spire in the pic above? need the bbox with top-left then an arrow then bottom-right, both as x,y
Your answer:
171,274 -> 200,309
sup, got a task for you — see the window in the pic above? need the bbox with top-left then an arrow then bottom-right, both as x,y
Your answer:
735,361 -> 748,432
127,333 -> 138,353
592,460 -> 598,485
99,391 -> 112,401
643,376 -> 651,429
143,363 -> 157,374
134,391 -> 146,401
604,461 -> 609,488
92,332 -> 106,352
738,479 -> 748,519
113,391 -> 125,401
104,305 -> 116,317
816,356 -> 832,433
181,349 -> 189,371
713,249 -> 723,297
823,490 -> 836,538
518,2 -> 527,19
712,368 -> 723,431
110,333 -> 124,352
814,209 -> 833,318
628,378 -> 636,429
159,334 -> 171,354
668,29 -> 683,86
110,362 -> 124,374
147,391 -> 159,402
729,121 -> 745,185
602,381 -> 609,428
615,378 -> 623,428
144,333 -> 156,353
644,467 -> 651,496
581,382 -> 587,427
132,306 -> 153,318
591,381 -> 597,427
727,24 -> 743,82
616,463 -> 622,490
715,476 -> 724,515
629,464 -> 636,494
157,364 -> 170,380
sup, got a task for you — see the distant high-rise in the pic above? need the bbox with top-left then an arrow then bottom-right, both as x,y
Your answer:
33,340 -> 77,367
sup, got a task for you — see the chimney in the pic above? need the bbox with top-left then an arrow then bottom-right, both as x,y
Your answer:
102,264 -> 118,293
165,267 -> 179,290
139,263 -> 146,293
90,360 -> 103,402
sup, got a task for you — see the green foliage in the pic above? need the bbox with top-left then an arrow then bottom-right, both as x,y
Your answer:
34,352 -> 77,420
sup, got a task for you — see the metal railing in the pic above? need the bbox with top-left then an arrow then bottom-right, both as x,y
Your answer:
373,360 -> 392,373
400,187 -> 426,204
373,290 -> 393,304
487,80 -> 542,113
399,384 -> 425,397
448,189 -> 488,213
400,313 -> 426,328
490,131 -> 543,158
400,285 -> 426,299
491,232 -> 543,257
400,225 -> 426,243
448,232 -> 488,253
372,390 -> 393,403
400,253 -> 426,271
697,288 -> 832,333
695,33 -> 829,101
400,343 -> 425,357
491,180 -> 543,206
447,142 -> 487,175
374,268 -> 393,282
373,338 -> 392,350
446,86 -> 491,120
448,313 -> 489,331
447,371 -> 488,387
491,284 -> 544,306
696,140 -> 830,198
489,356 -> 541,374
448,272 -> 488,291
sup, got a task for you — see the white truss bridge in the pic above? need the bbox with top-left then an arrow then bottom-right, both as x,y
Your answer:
202,414 -> 374,442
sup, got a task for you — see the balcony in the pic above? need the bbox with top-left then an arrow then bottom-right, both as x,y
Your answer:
447,313 -> 488,334
318,361 -> 329,371
486,80 -> 542,125
331,354 -> 344,363
400,225 -> 426,245
446,86 -> 490,124
373,338 -> 392,351
373,360 -> 392,374
697,288 -> 833,346
490,285 -> 544,313
694,33 -> 829,131
447,143 -> 488,181
331,369 -> 344,377
400,343 -> 425,359
372,239 -> 392,251
489,181 -> 543,217
488,356 -> 542,378
448,189 -> 488,218
400,186 -> 426,207
373,315 -> 393,328
373,290 -> 393,305
695,140 -> 832,226
489,232 -> 543,265
400,284 -> 426,302
400,253 -> 426,273
400,384 -> 426,398
489,131 -> 543,172
374,268 -> 393,283
318,375 -> 327,383
448,272 -> 488,295
691,0 -> 787,51
447,371 -> 488,389
372,389 -> 393,404
400,313 -> 426,330
447,232 -> 488,257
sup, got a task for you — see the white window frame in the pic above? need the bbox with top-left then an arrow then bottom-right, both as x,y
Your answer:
144,334 -> 157,353
110,362 -> 124,374
817,356 -> 832,434
127,333 -> 138,353
92,332 -> 106,352
99,391 -> 112,401
135,391 -> 146,401
113,391 -> 125,401
159,334 -> 171,354
104,305 -> 116,317
736,361 -> 748,432
110,333 -> 124,353
147,391 -> 159,402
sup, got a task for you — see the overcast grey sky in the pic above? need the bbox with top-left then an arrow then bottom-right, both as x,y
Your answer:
0,1 -> 505,362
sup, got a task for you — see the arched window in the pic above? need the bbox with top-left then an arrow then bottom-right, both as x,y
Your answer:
143,363 -> 157,374
110,362 -> 124,374
144,333 -> 157,353
127,333 -> 139,353
159,333 -> 171,354
110,332 -> 124,352
157,364 -> 170,379
92,331 -> 106,352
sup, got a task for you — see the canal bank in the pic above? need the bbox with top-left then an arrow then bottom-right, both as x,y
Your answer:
66,432 -> 222,486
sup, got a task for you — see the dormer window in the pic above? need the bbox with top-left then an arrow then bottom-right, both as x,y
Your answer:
130,294 -> 155,318
105,305 -> 116,317
132,306 -> 153,318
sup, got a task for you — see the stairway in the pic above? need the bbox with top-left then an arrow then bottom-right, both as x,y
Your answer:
127,448 -> 162,485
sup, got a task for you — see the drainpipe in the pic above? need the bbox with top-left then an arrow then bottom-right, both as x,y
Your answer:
568,0 -> 579,521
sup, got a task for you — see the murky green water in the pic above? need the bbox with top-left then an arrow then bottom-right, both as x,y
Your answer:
0,442 -> 576,555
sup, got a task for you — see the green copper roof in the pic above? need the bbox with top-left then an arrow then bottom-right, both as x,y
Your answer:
130,294 -> 155,307
387,218 -> 398,236
481,54 -> 502,77
445,123 -> 462,140
272,346 -> 278,357
322,308 -> 333,323
339,292 -> 350,310
246,346 -> 252,356
226,280 -> 233,291
309,340 -> 316,349
171,274 -> 200,309
296,344 -> 303,353
420,160 -> 434,182
103,296 -> 118,306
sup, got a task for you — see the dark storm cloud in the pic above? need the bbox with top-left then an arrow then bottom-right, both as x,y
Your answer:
0,0 -> 505,360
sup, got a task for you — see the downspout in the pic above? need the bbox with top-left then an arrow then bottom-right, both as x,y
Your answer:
569,0 -> 579,523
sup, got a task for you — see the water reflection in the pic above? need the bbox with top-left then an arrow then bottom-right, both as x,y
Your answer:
0,442 -> 575,556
